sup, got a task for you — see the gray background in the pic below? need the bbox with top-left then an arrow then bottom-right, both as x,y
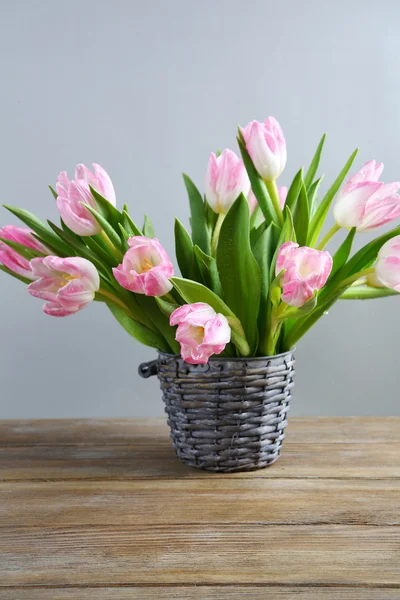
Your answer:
1,0 -> 399,418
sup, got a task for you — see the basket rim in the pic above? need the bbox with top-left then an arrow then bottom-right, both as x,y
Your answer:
158,348 -> 295,362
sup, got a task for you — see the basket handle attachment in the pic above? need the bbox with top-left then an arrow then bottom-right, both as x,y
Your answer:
138,359 -> 159,379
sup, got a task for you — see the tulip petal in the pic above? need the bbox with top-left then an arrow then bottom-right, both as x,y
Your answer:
93,163 -> 117,206
43,301 -> 78,317
203,314 -> 231,345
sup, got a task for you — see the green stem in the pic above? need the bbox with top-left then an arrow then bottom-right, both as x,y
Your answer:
265,180 -> 284,226
162,291 -> 177,305
339,267 -> 375,290
340,285 -> 399,300
100,231 -> 121,261
266,318 -> 282,356
211,213 -> 225,257
317,223 -> 340,250
264,303 -> 287,355
96,289 -> 132,316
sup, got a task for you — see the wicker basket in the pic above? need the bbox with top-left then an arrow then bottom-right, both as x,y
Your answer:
138,350 -> 296,473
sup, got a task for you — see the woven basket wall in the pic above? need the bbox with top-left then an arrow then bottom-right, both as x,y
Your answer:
140,351 -> 296,473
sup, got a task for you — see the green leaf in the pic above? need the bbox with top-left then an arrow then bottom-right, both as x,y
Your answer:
83,204 -> 123,253
252,224 -> 275,354
3,205 -> 72,256
174,218 -> 198,280
47,220 -> 112,280
143,215 -> 155,238
48,185 -> 58,200
135,295 -> 180,354
250,220 -> 268,249
308,175 -> 324,217
193,245 -> 222,296
182,174 -> 210,254
293,182 -> 309,246
270,270 -> 285,307
340,285 -> 400,300
106,302 -> 169,351
308,148 -> 358,246
89,185 -> 122,231
237,136 -> 279,224
0,264 -> 32,284
217,195 -> 261,352
121,210 -> 142,237
285,168 -> 304,212
330,228 -> 356,278
85,235 -> 119,267
118,223 -> 130,243
155,296 -> 179,316
250,203 -> 263,229
304,133 -> 326,190
339,227 -> 400,282
171,276 -> 250,356
0,237 -> 46,260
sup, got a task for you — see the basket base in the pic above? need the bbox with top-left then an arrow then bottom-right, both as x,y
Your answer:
172,448 -> 281,473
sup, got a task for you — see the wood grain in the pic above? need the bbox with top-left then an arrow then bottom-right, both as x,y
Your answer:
1,417 -> 399,446
0,588 -> 399,599
0,417 -> 399,597
1,441 -> 399,480
1,524 -> 399,586
1,479 -> 399,527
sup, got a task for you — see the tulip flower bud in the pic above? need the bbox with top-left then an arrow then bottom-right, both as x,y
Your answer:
333,160 -> 400,232
113,236 -> 174,297
27,256 -> 100,316
56,163 -> 116,236
241,117 -> 287,181
170,302 -> 231,364
276,242 -> 333,307
205,149 -> 250,214
0,225 -> 49,280
374,235 -> 400,292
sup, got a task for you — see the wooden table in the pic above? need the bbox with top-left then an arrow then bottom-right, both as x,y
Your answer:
0,417 -> 399,599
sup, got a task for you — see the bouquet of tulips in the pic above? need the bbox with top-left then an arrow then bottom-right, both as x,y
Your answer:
1,116 -> 400,365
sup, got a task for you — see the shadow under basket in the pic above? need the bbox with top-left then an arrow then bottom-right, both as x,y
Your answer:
139,350 -> 296,473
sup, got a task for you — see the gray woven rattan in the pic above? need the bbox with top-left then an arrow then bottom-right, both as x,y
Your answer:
139,350 -> 295,473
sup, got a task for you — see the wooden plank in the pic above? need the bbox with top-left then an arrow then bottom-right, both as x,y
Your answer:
1,479 -> 399,527
0,525 -> 399,586
0,587 -> 399,599
0,417 -> 399,446
1,442 -> 399,480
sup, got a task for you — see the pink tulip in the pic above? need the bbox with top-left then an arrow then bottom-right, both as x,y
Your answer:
170,302 -> 231,364
205,149 -> 250,214
0,225 -> 49,280
333,160 -> 400,232
374,236 -> 400,291
276,242 -> 333,307
241,117 -> 287,181
56,163 -> 116,236
27,256 -> 100,316
113,236 -> 174,296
